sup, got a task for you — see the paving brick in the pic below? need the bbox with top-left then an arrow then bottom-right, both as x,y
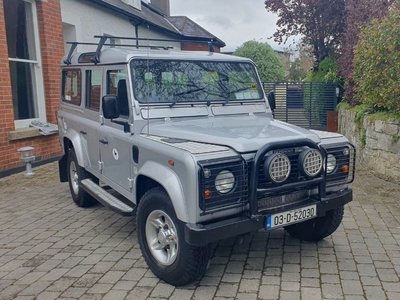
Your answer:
150,282 -> 175,298
17,272 -> 47,285
36,291 -> 61,300
19,281 -> 52,296
60,287 -> 87,298
222,273 -> 242,283
238,279 -> 260,293
192,286 -> 217,300
322,283 -> 343,299
258,285 -> 280,299
301,287 -> 322,300
86,283 -> 112,294
341,279 -> 364,295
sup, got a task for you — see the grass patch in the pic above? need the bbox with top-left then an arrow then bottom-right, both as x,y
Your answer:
393,134 -> 400,144
361,128 -> 367,148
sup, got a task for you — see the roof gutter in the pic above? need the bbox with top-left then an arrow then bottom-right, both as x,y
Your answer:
85,0 -> 181,38
84,0 -> 225,47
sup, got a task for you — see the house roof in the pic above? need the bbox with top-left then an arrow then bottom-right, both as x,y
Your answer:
86,0 -> 225,47
167,16 -> 220,41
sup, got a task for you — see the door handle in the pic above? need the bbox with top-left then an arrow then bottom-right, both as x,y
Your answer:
99,139 -> 108,145
80,130 -> 87,135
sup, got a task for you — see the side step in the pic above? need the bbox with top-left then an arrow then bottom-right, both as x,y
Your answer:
80,179 -> 136,216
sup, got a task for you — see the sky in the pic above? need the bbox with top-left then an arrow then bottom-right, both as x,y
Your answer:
168,0 -> 283,52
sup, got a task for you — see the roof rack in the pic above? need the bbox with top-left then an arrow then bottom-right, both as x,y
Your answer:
64,35 -> 216,65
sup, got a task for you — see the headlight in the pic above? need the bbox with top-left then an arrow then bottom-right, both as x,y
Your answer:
215,170 -> 235,194
327,154 -> 337,174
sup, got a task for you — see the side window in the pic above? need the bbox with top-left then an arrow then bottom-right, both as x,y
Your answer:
107,70 -> 129,117
85,69 -> 101,111
62,70 -> 81,105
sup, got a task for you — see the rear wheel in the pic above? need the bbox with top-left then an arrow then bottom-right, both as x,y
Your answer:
285,206 -> 344,242
137,187 -> 210,286
67,148 -> 97,207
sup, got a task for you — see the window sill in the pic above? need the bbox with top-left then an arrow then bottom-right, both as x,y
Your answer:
7,127 -> 41,141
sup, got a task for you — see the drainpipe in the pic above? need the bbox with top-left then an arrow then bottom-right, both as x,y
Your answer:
130,19 -> 144,49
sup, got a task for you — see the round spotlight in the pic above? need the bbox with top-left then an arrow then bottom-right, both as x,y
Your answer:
264,153 -> 291,183
298,149 -> 323,177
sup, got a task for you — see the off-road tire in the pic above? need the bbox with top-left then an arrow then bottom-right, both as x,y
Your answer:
285,206 -> 344,242
67,148 -> 97,207
137,187 -> 209,286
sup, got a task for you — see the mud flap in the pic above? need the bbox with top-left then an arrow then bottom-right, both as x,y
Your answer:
58,154 -> 68,182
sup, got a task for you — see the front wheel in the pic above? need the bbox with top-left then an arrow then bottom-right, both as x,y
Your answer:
285,206 -> 344,242
137,187 -> 209,286
67,148 -> 97,207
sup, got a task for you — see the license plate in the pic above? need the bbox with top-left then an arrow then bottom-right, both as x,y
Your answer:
266,204 -> 317,230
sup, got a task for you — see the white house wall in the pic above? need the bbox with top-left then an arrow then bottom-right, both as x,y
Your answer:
61,0 -> 180,54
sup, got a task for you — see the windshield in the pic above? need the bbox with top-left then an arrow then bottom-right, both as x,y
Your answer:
130,60 -> 264,105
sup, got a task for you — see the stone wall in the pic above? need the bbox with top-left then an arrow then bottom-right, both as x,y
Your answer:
339,108 -> 400,182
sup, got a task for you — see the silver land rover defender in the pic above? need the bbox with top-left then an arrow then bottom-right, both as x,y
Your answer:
58,36 -> 355,286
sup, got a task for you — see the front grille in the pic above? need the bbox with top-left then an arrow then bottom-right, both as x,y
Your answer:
198,157 -> 248,215
258,190 -> 309,210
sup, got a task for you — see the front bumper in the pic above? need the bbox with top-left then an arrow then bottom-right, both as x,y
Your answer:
185,188 -> 352,246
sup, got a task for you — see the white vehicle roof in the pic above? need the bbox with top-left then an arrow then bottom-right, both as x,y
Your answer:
61,47 -> 254,67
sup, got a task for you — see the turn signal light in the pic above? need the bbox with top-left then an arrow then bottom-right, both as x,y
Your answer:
204,190 -> 212,200
341,165 -> 349,173
168,160 -> 175,167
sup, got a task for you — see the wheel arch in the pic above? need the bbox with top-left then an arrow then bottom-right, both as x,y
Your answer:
62,129 -> 86,167
136,161 -> 188,222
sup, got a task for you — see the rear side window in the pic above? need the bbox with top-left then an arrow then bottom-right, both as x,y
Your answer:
85,69 -> 102,111
62,70 -> 81,105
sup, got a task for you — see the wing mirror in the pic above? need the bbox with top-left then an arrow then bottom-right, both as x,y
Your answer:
102,95 -> 120,119
101,95 -> 130,133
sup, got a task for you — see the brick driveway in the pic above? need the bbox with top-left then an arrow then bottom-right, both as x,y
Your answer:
0,162 -> 400,300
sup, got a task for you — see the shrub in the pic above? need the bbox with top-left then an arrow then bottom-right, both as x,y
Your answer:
353,10 -> 400,113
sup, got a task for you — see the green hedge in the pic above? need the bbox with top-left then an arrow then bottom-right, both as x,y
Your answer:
353,10 -> 400,113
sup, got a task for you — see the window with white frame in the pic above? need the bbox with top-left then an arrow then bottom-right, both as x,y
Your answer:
4,0 -> 46,128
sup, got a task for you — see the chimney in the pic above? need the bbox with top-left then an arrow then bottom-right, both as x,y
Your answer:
122,0 -> 141,10
151,0 -> 170,16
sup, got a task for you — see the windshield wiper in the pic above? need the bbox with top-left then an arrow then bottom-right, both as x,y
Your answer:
169,87 -> 205,108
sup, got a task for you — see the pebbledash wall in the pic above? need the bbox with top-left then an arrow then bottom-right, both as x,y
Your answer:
339,108 -> 400,182
0,0 -> 64,177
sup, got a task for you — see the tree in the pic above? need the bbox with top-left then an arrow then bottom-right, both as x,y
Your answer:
284,40 -> 314,81
353,10 -> 400,113
233,41 -> 285,82
338,0 -> 393,104
287,58 -> 307,81
264,0 -> 345,68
